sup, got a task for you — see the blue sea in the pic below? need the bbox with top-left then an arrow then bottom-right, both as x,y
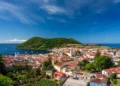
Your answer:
0,43 -> 50,55
99,44 -> 120,48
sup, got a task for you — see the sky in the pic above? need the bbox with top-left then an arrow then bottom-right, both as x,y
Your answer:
0,0 -> 120,43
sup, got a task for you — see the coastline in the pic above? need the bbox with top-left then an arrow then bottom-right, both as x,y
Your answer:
0,43 -> 51,55
98,44 -> 120,49
0,43 -> 120,55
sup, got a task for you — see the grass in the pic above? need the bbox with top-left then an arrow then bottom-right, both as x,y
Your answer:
112,80 -> 120,86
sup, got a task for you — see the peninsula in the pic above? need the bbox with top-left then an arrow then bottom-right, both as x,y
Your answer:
17,37 -> 81,50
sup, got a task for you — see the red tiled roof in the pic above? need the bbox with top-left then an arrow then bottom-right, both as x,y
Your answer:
91,74 -> 108,84
104,67 -> 120,74
54,71 -> 66,77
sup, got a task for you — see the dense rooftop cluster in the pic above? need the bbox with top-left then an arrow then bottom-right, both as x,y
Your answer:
2,46 -> 120,86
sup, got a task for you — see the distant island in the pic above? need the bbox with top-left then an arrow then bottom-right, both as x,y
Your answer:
16,37 -> 81,50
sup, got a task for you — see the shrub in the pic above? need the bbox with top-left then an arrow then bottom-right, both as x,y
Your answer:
37,79 -> 57,86
0,74 -> 14,86
46,75 -> 51,79
110,73 -> 116,79
112,79 -> 117,84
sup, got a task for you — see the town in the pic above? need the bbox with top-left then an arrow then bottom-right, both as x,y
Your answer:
1,0 -> 120,86
3,46 -> 120,86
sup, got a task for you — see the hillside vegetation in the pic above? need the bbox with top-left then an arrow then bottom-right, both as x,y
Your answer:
17,37 -> 81,50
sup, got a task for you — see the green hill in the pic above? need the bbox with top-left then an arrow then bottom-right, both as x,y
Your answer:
16,37 -> 81,50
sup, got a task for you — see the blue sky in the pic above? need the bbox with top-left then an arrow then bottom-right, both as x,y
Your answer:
0,0 -> 120,43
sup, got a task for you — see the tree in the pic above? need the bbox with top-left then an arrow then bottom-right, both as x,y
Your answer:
83,53 -> 113,72
17,37 -> 81,50
46,75 -> 51,79
36,67 -> 41,76
94,56 -> 113,71
13,71 -> 28,85
112,79 -> 117,84
85,63 -> 96,72
75,51 -> 81,56
0,55 -> 5,74
47,65 -> 54,70
118,60 -> 120,65
43,61 -> 51,69
78,60 -> 89,70
7,72 -> 13,78
0,74 -> 14,86
110,73 -> 117,84
41,70 -> 46,77
110,73 -> 116,79
24,65 -> 32,72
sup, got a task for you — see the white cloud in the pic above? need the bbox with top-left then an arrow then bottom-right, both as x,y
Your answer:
0,1 -> 35,24
113,0 -> 120,3
6,39 -> 26,43
31,0 -> 68,15
37,0 -> 111,18
40,5 -> 67,15
0,0 -> 115,24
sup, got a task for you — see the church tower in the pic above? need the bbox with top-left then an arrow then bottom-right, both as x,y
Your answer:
52,58 -> 54,66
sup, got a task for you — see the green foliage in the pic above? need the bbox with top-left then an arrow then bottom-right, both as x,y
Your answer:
5,62 -> 54,85
85,63 -> 96,72
75,51 -> 81,56
0,55 -> 5,74
23,83 -> 33,86
37,79 -> 57,86
112,79 -> 118,84
12,64 -> 32,73
42,60 -> 53,77
0,74 -> 14,86
36,67 -> 41,76
47,65 -> 54,70
29,69 -> 37,78
110,73 -> 118,84
94,56 -> 113,71
46,75 -> 51,79
41,70 -> 46,77
110,73 -> 116,80
17,37 -> 81,50
118,60 -> 120,65
13,65 -> 25,71
24,65 -> 32,71
13,72 -> 27,82
6,65 -> 39,85
78,60 -> 89,70
43,61 -> 51,69
79,53 -> 113,72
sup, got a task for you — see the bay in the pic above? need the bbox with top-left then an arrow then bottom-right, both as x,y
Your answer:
0,43 -> 50,55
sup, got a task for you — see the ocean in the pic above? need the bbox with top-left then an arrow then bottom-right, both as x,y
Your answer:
0,43 -> 120,55
0,43 -> 50,55
99,44 -> 120,48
